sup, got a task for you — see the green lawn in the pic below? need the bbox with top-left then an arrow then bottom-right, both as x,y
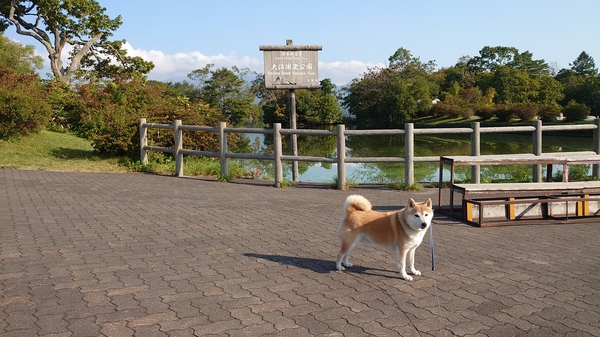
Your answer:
0,131 -> 129,172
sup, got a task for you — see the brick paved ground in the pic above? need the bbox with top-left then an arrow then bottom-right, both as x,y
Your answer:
0,168 -> 598,336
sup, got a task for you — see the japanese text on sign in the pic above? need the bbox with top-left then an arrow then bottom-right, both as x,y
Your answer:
260,45 -> 321,89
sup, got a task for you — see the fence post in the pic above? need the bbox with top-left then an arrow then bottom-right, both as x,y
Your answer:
594,118 -> 600,178
219,122 -> 228,178
471,122 -> 481,183
336,124 -> 346,190
532,119 -> 542,182
139,118 -> 148,165
289,89 -> 299,182
174,120 -> 183,177
273,123 -> 283,187
405,123 -> 414,186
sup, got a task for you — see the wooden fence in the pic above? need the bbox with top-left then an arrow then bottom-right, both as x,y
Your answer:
139,118 -> 600,189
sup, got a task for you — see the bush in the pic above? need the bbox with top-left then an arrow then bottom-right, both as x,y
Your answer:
562,100 -> 590,122
430,102 -> 463,118
45,81 -> 83,131
429,102 -> 448,117
494,105 -> 515,122
71,79 -> 231,159
537,105 -> 561,122
507,103 -> 539,121
0,67 -> 52,139
474,105 -> 495,120
460,108 -> 475,119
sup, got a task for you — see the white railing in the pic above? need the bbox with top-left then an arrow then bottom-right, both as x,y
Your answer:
139,119 -> 600,189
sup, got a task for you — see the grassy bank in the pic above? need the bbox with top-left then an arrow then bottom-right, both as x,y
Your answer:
0,131 -> 130,172
0,130 -> 250,180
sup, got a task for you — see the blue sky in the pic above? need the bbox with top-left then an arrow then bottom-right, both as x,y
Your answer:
4,0 -> 600,86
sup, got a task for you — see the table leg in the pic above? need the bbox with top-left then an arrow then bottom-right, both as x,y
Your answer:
438,160 -> 444,209
449,164 -> 455,214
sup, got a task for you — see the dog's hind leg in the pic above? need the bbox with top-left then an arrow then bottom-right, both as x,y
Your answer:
395,246 -> 412,281
336,235 -> 361,271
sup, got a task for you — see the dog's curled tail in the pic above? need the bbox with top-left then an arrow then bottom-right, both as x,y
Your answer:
343,194 -> 372,213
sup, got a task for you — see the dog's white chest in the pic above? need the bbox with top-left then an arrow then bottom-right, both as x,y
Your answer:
405,231 -> 426,248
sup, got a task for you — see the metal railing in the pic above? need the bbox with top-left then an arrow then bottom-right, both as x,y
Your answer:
139,118 -> 600,189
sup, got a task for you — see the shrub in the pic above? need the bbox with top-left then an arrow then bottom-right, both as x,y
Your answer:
553,165 -> 592,182
494,105 -> 515,122
0,67 -> 51,139
507,103 -> 539,121
45,81 -> 83,131
562,100 -> 590,122
430,102 -> 463,118
460,108 -> 475,119
474,105 -> 495,120
429,102 -> 448,117
71,79 -> 232,159
537,105 -> 561,122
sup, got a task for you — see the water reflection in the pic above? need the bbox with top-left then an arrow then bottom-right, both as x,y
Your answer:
234,128 -> 594,184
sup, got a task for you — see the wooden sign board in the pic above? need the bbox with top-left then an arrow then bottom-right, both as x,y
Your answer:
259,44 -> 322,89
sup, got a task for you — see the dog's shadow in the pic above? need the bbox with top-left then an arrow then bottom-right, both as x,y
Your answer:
243,253 -> 405,279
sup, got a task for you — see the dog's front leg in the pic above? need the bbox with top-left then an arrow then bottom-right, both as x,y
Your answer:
408,248 -> 421,276
395,246 -> 412,281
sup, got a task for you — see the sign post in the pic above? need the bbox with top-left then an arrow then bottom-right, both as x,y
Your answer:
259,41 -> 322,182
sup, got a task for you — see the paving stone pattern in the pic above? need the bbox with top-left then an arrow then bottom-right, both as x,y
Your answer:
0,169 -> 599,336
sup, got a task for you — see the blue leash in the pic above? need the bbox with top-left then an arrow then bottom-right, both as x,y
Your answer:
429,221 -> 446,336
429,222 -> 436,271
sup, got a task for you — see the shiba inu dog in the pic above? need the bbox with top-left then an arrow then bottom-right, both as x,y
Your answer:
336,195 -> 433,281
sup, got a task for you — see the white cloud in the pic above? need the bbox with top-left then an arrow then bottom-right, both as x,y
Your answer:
125,42 -> 381,86
319,60 -> 385,87
124,43 -> 262,83
29,40 -> 381,86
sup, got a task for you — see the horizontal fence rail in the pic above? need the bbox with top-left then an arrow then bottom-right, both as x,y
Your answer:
139,118 -> 600,189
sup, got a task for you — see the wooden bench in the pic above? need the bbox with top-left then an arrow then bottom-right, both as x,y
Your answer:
437,153 -> 600,226
454,182 -> 600,227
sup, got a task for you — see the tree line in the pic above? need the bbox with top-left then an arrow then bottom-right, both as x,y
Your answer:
1,0 -> 599,163
343,46 -> 599,128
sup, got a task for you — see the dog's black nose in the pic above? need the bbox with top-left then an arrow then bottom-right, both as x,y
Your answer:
420,223 -> 427,229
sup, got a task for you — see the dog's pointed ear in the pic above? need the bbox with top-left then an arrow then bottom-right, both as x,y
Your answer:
426,198 -> 432,208
408,198 -> 417,208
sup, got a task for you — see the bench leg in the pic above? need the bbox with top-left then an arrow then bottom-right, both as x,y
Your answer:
449,188 -> 455,214
438,161 -> 444,210
479,203 -> 484,227
507,197 -> 515,220
577,194 -> 589,216
462,199 -> 481,226
464,200 -> 473,222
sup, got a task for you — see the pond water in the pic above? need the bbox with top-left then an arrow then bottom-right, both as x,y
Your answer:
233,128 -> 595,184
